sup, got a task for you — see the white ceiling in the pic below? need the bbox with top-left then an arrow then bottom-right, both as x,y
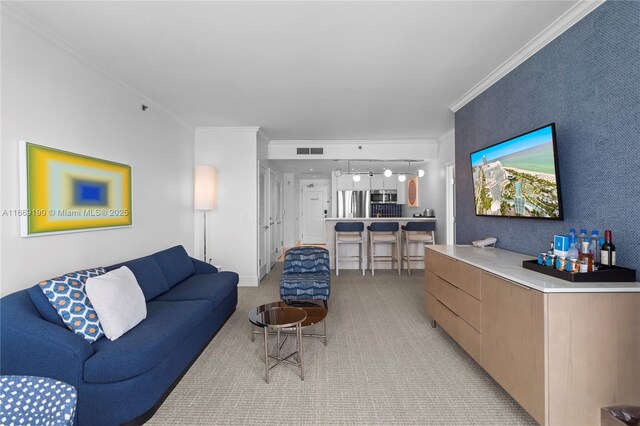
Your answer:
8,1 -> 578,140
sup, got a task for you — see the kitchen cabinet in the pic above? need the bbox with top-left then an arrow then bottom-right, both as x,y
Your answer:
336,174 -> 353,190
370,175 -> 397,190
397,180 -> 406,204
337,174 -> 370,191
353,175 -> 370,191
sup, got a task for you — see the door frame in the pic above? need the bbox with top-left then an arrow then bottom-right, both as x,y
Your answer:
269,170 -> 283,268
258,163 -> 269,280
445,163 -> 456,245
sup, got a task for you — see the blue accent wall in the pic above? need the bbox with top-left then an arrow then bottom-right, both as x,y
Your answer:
455,1 -> 640,279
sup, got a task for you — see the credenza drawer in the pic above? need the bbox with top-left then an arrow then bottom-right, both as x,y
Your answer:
425,250 -> 457,285
425,249 -> 481,301
425,291 -> 482,362
425,270 -> 481,332
455,312 -> 481,362
455,261 -> 482,300
425,291 -> 457,338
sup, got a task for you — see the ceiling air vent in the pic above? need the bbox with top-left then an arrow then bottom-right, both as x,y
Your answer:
296,147 -> 323,155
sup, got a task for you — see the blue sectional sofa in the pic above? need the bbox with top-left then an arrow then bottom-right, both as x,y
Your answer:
0,245 -> 238,426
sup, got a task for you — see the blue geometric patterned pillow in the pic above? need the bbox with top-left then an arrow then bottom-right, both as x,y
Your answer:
39,268 -> 106,343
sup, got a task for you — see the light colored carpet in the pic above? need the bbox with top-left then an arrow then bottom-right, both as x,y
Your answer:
147,264 -> 535,425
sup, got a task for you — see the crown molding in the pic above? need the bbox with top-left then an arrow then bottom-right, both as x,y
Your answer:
2,3 -> 195,132
449,0 -> 605,113
196,126 -> 261,132
437,128 -> 455,141
257,128 -> 270,142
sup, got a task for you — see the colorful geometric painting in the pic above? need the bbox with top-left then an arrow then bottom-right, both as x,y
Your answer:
19,141 -> 132,236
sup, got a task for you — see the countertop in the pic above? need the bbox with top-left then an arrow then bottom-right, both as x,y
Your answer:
325,217 -> 436,221
427,245 -> 640,293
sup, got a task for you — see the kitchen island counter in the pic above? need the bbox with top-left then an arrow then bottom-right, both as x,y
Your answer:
325,217 -> 436,270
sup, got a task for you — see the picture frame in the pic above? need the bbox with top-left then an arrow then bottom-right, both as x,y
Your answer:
19,141 -> 132,237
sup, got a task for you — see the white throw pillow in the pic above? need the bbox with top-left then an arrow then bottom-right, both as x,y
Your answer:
85,266 -> 147,341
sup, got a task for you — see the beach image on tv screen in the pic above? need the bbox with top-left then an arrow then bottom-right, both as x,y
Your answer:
470,125 -> 560,218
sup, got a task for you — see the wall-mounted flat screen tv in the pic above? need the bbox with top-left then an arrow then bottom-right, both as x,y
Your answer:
470,123 -> 563,219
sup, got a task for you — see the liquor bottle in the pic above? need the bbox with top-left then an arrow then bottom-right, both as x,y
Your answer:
578,241 -> 593,273
589,230 -> 600,267
567,234 -> 579,260
601,230 -> 616,266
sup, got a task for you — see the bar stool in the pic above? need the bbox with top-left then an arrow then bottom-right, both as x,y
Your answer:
334,222 -> 365,276
401,221 -> 436,275
367,222 -> 400,276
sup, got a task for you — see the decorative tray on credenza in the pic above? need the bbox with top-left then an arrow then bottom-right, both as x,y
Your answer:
522,260 -> 637,282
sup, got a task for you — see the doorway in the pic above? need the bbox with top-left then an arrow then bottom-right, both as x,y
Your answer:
258,164 -> 269,280
301,184 -> 328,244
270,171 -> 283,268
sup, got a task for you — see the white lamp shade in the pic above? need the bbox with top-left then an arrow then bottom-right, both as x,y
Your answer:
398,174 -> 407,182
417,169 -> 425,177
383,169 -> 392,177
352,174 -> 361,182
194,165 -> 217,210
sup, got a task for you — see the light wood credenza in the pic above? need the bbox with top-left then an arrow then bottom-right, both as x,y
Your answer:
424,245 -> 640,425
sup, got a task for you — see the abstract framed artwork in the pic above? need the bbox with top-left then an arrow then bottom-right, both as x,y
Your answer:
19,141 -> 132,237
407,177 -> 419,208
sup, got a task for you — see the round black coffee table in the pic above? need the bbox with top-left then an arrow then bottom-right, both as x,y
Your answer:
249,306 -> 306,383
250,300 -> 328,346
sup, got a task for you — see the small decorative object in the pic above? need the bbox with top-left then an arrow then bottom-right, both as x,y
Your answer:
556,256 -> 567,271
19,141 -> 132,236
538,252 -> 546,265
546,254 -> 556,267
569,258 -> 580,274
408,177 -> 419,207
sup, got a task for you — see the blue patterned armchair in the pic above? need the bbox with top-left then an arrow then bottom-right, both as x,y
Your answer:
280,246 -> 331,307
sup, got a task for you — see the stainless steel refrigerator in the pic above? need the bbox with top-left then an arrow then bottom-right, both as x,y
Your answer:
336,190 -> 371,218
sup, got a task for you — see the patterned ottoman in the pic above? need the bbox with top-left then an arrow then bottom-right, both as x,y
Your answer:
0,376 -> 77,426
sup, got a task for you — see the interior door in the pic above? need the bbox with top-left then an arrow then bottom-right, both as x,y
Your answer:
302,185 -> 327,244
277,176 -> 284,259
258,164 -> 269,280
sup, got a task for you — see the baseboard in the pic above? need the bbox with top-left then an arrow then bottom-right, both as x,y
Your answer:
121,308 -> 236,426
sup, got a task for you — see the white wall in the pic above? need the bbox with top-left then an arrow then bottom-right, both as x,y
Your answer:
0,14 -> 195,296
406,130 -> 455,244
194,127 -> 259,286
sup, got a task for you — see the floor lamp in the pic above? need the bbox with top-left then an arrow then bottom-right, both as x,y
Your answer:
194,165 -> 217,263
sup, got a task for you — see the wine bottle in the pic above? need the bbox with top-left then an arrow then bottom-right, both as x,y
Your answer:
600,230 -> 616,266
